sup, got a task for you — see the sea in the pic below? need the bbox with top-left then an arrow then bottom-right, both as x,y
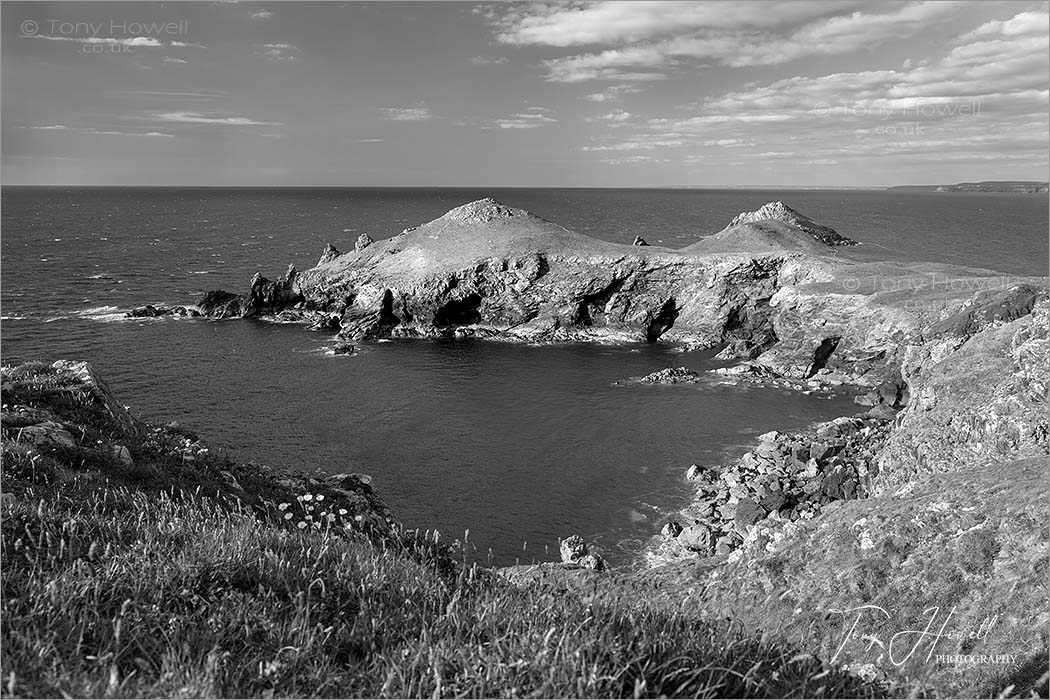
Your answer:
2,187 -> 1046,566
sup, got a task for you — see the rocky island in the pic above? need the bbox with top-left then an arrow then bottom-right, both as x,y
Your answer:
5,200 -> 1047,697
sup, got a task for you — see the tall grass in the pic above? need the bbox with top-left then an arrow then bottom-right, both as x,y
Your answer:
1,479 -> 886,698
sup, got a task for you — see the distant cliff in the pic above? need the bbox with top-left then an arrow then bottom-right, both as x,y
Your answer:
888,181 -> 1049,194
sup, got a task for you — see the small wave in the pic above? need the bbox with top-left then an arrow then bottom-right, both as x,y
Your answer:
72,305 -> 128,323
187,270 -> 215,275
0,314 -> 29,321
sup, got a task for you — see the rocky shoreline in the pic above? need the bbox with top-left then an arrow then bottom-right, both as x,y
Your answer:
122,198 -> 1048,693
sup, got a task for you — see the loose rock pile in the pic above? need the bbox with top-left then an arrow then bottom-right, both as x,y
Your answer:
652,415 -> 893,563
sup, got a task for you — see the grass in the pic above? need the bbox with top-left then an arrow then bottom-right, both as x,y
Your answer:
1,360 -> 888,698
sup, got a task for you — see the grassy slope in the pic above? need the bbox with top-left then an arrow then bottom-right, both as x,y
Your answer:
1,361 -> 882,698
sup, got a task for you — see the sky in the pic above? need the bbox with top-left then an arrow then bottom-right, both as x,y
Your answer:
2,0 -> 1049,187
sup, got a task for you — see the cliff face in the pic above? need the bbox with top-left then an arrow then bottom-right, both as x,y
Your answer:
196,198 -> 1045,385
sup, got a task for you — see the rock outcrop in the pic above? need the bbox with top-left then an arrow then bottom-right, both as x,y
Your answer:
724,201 -> 858,246
191,198 -> 1044,393
0,360 -> 394,532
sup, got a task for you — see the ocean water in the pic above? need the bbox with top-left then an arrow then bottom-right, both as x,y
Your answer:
1,187 -> 1046,565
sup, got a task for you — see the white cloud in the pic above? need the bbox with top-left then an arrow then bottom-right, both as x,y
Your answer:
251,9 -> 275,21
153,112 -> 279,126
960,10 -> 1049,40
380,107 -> 433,121
583,84 -> 644,102
489,1 -> 859,46
582,138 -> 684,151
493,112 -> 557,129
255,43 -> 300,60
490,1 -> 968,81
22,124 -> 174,138
469,55 -> 510,65
29,34 -> 164,47
162,56 -> 188,64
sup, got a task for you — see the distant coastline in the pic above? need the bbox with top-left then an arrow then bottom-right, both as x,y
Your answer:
887,180 -> 1049,193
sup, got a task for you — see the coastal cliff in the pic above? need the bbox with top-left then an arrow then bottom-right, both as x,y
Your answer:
195,198 -> 1045,389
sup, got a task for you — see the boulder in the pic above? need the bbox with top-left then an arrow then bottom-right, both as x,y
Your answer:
17,421 -> 77,450
632,236 -> 649,247
733,498 -> 765,535
678,524 -> 713,555
559,535 -> 588,564
109,444 -> 134,466
578,553 -> 606,571
355,234 -> 374,253
661,521 -> 683,538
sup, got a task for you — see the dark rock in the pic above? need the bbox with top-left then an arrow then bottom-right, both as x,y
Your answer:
822,469 -> 846,499
333,342 -> 356,355
733,498 -> 765,535
197,290 -> 248,318
759,490 -> 787,512
632,236 -> 649,246
637,367 -> 702,384
125,304 -> 166,318
310,314 -> 342,331
661,521 -> 683,538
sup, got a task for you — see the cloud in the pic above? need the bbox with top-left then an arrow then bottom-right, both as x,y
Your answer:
28,34 -> 164,47
380,107 -> 433,121
469,55 -> 510,65
352,138 -> 384,143
21,124 -> 174,137
255,43 -> 300,60
153,112 -> 279,126
120,90 -> 225,99
960,10 -> 1049,40
585,109 -> 634,125
488,1 -> 857,46
251,9 -> 275,21
162,56 -> 188,64
489,1 -> 967,81
562,7 -> 1049,174
582,138 -> 684,152
583,84 -> 643,102
493,112 -> 558,129
600,154 -> 668,165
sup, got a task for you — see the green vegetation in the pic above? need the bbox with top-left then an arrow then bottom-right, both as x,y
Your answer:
1,361 -> 885,698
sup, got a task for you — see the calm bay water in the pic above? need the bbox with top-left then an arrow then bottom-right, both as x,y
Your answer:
2,187 -> 1046,565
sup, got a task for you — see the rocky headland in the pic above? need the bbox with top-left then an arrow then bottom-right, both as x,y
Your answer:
108,198 -> 1050,694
